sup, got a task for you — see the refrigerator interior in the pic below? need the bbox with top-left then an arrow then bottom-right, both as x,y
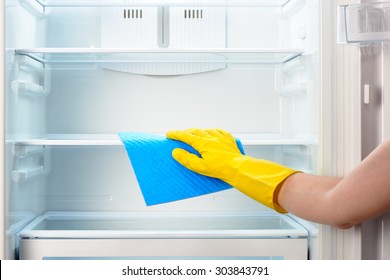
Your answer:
5,0 -> 321,259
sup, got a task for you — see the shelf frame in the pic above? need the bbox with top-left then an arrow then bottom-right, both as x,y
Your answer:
14,48 -> 304,65
19,211 -> 308,239
7,134 -> 317,147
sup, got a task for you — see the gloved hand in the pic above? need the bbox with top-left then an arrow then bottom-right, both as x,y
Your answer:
166,128 -> 299,213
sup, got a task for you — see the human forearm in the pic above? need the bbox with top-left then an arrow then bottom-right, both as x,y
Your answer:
278,138 -> 390,228
277,173 -> 346,227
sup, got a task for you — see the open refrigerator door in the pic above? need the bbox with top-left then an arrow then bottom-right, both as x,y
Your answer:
337,0 -> 390,259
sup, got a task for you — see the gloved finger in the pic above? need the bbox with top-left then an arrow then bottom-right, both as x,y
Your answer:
188,128 -> 209,138
207,128 -> 239,150
172,148 -> 209,176
215,128 -> 236,143
166,130 -> 199,147
205,128 -> 234,145
205,128 -> 223,138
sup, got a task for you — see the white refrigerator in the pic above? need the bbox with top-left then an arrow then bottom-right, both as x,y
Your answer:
0,0 -> 389,260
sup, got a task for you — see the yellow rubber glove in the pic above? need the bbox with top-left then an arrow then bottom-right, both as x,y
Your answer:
166,128 -> 299,213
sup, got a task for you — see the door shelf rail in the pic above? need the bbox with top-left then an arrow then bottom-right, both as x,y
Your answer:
11,80 -> 47,97
6,134 -> 317,147
14,48 -> 304,65
30,0 -> 293,8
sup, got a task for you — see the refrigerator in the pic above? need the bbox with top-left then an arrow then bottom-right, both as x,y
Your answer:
1,0 -> 389,260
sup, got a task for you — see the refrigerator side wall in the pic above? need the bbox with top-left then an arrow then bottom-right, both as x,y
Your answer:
312,0 -> 337,260
334,0 -> 362,260
316,0 -> 363,260
1,0 -> 5,260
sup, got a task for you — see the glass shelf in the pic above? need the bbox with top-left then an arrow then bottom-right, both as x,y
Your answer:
7,134 -> 316,147
338,1 -> 390,44
14,48 -> 303,65
32,0 -> 293,8
19,211 -> 308,239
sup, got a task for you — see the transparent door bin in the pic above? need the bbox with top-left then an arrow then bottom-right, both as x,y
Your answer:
338,2 -> 390,44
19,211 -> 308,239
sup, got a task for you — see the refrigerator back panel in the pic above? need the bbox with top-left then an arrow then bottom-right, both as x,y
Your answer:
6,1 -> 319,207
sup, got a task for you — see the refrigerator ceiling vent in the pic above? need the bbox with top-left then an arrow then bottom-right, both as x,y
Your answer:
123,9 -> 143,19
101,7 -> 226,75
184,9 -> 204,19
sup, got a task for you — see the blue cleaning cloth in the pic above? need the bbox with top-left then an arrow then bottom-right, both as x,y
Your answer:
118,132 -> 245,206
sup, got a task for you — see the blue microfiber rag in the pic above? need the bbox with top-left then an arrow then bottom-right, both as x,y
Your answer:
118,132 -> 245,206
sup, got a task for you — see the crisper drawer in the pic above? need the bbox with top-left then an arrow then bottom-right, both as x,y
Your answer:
18,212 -> 308,260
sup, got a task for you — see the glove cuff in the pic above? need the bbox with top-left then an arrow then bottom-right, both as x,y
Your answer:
225,156 -> 298,213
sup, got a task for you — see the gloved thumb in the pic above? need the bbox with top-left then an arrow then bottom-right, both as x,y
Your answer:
172,148 -> 208,175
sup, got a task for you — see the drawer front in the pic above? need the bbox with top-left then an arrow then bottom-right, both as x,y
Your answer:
19,238 -> 307,260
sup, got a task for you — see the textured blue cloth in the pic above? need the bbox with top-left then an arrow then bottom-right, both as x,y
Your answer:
118,132 -> 245,206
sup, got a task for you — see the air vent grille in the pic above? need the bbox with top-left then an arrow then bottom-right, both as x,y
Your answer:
123,9 -> 143,19
184,9 -> 204,19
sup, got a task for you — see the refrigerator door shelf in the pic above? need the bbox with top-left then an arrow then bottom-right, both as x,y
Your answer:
29,0 -> 293,8
6,133 -> 317,147
338,2 -> 390,44
14,48 -> 304,65
18,211 -> 308,239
